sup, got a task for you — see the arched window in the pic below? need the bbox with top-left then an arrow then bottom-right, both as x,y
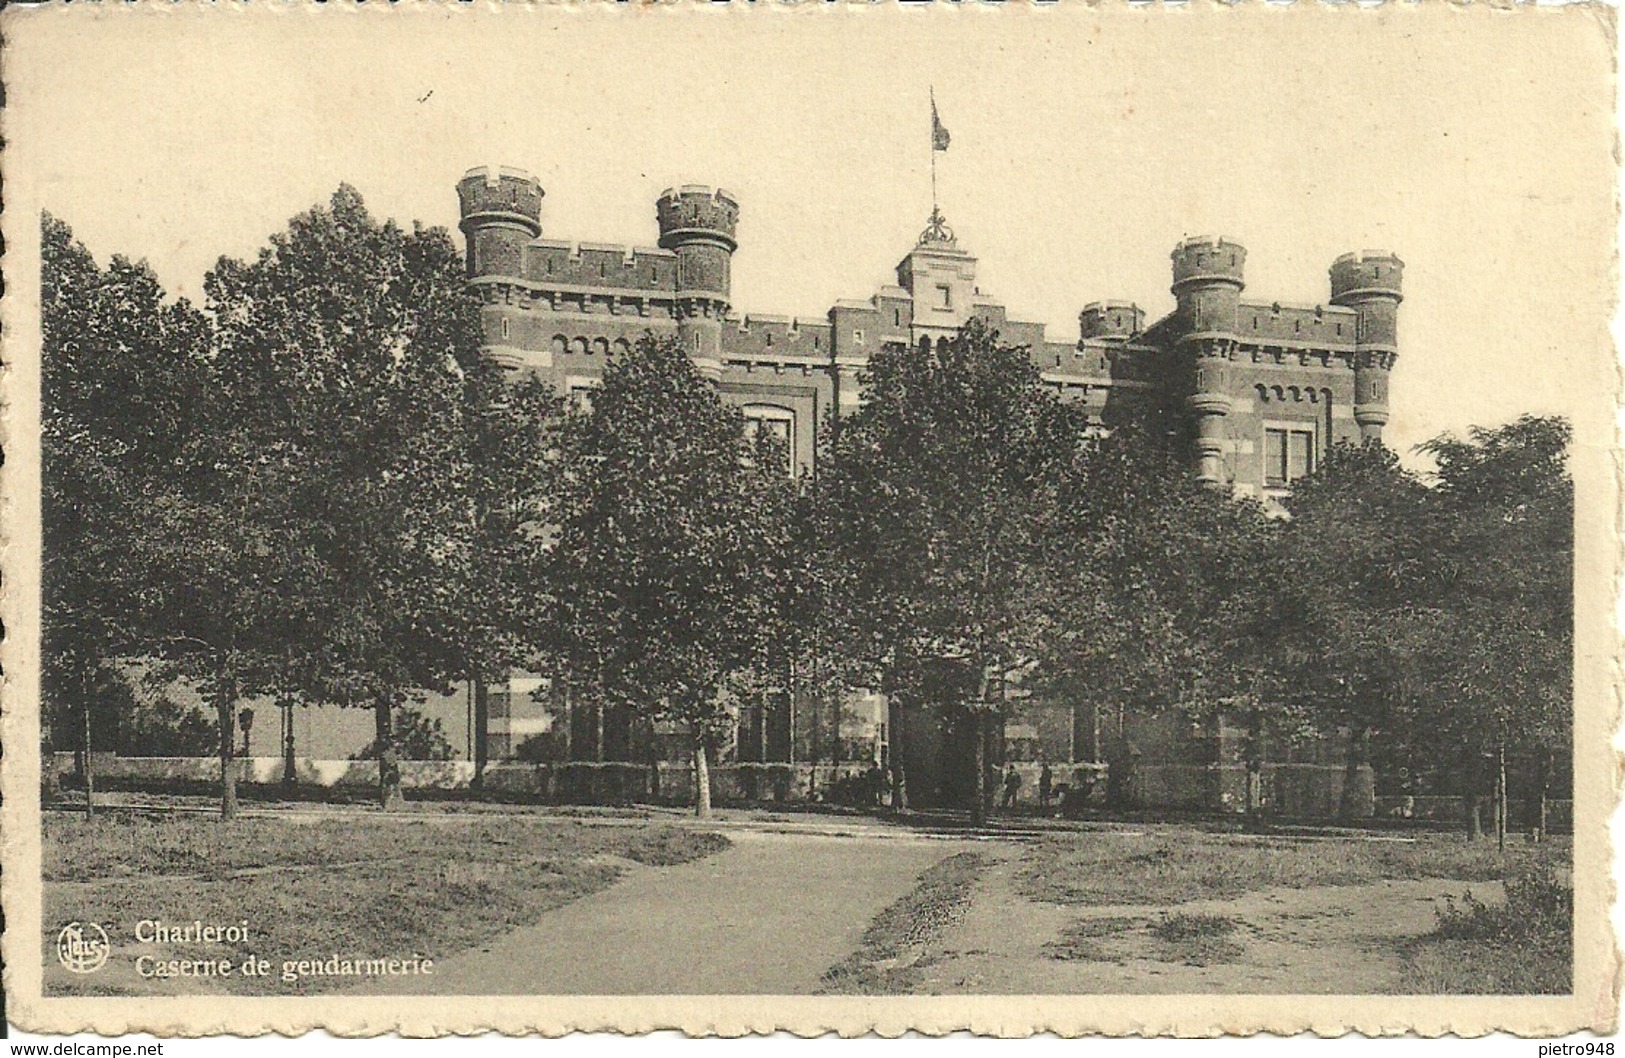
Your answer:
612,338 -> 631,356
570,337 -> 589,356
592,337 -> 610,356
551,334 -> 567,358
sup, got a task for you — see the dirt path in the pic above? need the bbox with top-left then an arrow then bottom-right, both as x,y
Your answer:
369,829 -> 964,995
912,853 -> 1502,994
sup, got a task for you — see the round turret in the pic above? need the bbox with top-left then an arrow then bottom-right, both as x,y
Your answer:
457,166 -> 543,279
1170,236 -> 1246,336
655,186 -> 739,383
656,185 -> 739,300
1078,301 -> 1144,340
1329,250 -> 1403,349
1329,250 -> 1403,304
1330,251 -> 1404,443
656,185 -> 740,252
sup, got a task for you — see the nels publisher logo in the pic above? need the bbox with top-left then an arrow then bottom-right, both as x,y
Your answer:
56,921 -> 110,974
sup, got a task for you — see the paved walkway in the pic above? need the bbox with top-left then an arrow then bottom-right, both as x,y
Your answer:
374,829 -> 960,995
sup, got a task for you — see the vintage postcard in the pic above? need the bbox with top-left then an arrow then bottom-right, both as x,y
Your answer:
1,0 -> 1617,1040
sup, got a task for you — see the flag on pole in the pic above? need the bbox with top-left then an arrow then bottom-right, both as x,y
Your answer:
931,91 -> 951,152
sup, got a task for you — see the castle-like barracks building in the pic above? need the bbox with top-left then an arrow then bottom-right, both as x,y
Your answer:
459,165 -> 1401,812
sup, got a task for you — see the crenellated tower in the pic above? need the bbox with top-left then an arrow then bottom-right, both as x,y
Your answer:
1330,251 -> 1404,443
457,166 -> 543,279
1171,236 -> 1247,487
656,185 -> 740,383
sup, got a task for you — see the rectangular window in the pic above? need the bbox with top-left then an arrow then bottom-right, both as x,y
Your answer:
1264,426 -> 1315,487
1289,429 -> 1313,481
936,284 -> 952,310
1265,429 -> 1287,486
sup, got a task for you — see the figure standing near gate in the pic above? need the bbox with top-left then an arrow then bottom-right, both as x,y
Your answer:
1000,763 -> 1022,811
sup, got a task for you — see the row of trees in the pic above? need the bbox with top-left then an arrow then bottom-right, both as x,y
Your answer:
42,189 -> 1572,830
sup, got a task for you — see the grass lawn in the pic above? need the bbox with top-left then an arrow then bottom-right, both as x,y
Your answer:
1020,826 -> 1572,994
1019,827 -> 1564,906
819,851 -> 986,995
43,810 -> 728,995
1400,867 -> 1573,994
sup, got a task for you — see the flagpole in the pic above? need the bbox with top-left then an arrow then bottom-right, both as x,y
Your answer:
931,137 -> 937,214
929,87 -> 938,214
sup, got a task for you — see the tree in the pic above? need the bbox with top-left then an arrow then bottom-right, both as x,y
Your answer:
454,367 -> 566,789
1276,441 -> 1437,819
1035,424 -> 1284,815
1416,416 -> 1573,844
203,186 -> 488,810
41,214 -> 217,813
552,335 -> 796,818
818,321 -> 1085,822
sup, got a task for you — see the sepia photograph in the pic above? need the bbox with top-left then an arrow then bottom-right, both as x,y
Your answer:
1,1 -> 1616,1039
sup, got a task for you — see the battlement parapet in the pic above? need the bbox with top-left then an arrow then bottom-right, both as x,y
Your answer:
1079,301 -> 1145,338
521,240 -> 679,292
1171,235 -> 1247,291
656,185 -> 740,250
1236,300 -> 1358,346
722,314 -> 834,357
1330,250 -> 1404,302
458,166 -> 543,234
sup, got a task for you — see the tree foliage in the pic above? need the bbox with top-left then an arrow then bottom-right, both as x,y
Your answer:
551,334 -> 796,815
43,196 -> 1574,832
817,321 -> 1090,817
199,185 -> 550,809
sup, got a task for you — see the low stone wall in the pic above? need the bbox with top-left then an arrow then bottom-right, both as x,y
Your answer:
1373,793 -> 1573,831
65,754 -> 1445,820
1130,762 -> 1374,817
54,754 -> 882,807
54,753 -> 477,790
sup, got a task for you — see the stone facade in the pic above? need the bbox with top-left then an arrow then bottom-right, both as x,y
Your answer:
460,165 -> 1400,813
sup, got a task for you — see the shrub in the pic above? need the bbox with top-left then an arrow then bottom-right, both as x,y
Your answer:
1406,864 -> 1572,993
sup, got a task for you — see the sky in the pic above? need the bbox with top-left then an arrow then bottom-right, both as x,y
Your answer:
10,2 -> 1617,472
5,3 -> 1616,758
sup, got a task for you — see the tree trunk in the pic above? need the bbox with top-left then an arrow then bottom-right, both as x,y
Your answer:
82,677 -> 96,818
1536,747 -> 1551,841
809,673 -> 822,800
595,691 -> 606,764
888,690 -> 909,813
786,660 -> 797,766
693,735 -> 712,819
1339,726 -> 1370,820
1243,711 -> 1265,827
281,703 -> 297,790
471,674 -> 489,790
759,690 -> 770,763
971,714 -> 987,824
216,679 -> 237,821
1495,742 -> 1508,852
829,683 -> 841,779
561,675 -> 574,762
1466,795 -> 1483,841
41,712 -> 59,805
80,669 -> 98,819
645,717 -> 661,803
375,698 -> 404,811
